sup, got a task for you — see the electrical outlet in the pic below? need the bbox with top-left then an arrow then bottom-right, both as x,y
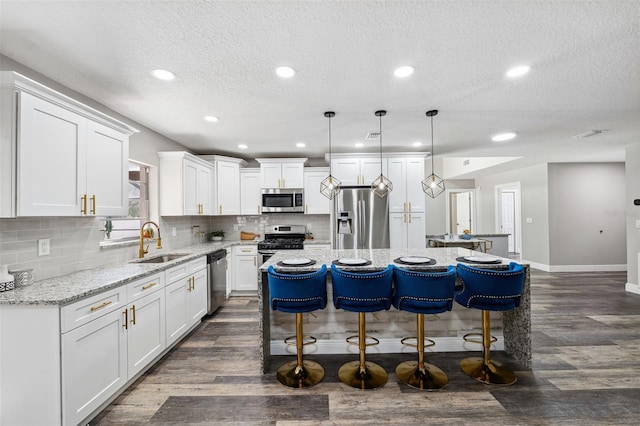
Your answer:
38,239 -> 50,256
526,217 -> 533,224
306,223 -> 312,231
172,227 -> 177,237
233,224 -> 239,231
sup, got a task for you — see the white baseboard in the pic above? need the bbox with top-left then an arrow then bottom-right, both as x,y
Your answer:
270,337 -> 504,356
625,282 -> 640,295
520,260 -> 626,273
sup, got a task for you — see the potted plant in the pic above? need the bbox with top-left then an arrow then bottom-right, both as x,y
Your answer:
104,219 -> 114,239
210,230 -> 225,241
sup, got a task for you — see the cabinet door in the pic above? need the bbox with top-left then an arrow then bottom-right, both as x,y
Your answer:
217,161 -> 240,215
240,171 -> 261,215
303,171 -> 331,214
183,160 -> 199,215
18,91 -> 86,216
86,120 -> 129,217
282,162 -> 304,188
332,158 -> 359,186
197,163 -> 213,215
187,268 -> 208,325
127,290 -> 166,378
261,163 -> 282,187
361,158 -> 384,185
407,212 -> 426,249
389,212 -> 408,249
62,308 -> 127,426
387,158 -> 406,213
405,157 -> 425,212
225,252 -> 233,297
234,251 -> 258,292
165,278 -> 188,346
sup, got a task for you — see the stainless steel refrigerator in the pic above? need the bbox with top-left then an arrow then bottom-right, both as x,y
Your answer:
333,186 -> 390,249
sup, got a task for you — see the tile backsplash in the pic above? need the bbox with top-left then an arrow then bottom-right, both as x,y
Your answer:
0,214 -> 329,281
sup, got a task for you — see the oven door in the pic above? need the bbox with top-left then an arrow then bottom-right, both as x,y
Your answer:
261,188 -> 304,213
259,251 -> 276,265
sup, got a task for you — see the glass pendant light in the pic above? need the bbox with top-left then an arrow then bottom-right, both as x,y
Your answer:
371,110 -> 393,198
422,109 -> 445,198
320,111 -> 341,199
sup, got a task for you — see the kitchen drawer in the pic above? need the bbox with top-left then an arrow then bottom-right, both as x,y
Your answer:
233,245 -> 257,255
189,256 -> 207,272
127,272 -> 165,301
166,261 -> 190,283
61,286 -> 127,333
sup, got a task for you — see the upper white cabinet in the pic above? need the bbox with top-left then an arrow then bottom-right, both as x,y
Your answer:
330,154 -> 384,186
0,72 -> 136,217
240,168 -> 262,215
158,151 -> 213,216
256,158 -> 307,188
303,168 -> 331,214
387,155 -> 427,249
201,155 -> 248,216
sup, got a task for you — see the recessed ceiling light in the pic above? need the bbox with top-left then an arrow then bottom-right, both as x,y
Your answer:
151,69 -> 176,81
506,65 -> 530,78
275,66 -> 296,78
204,115 -> 219,122
355,142 -> 364,148
492,132 -> 517,142
412,141 -> 423,147
296,142 -> 306,148
238,144 -> 248,149
394,65 -> 415,78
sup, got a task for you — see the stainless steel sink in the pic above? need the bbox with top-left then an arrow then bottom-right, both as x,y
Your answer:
134,253 -> 190,264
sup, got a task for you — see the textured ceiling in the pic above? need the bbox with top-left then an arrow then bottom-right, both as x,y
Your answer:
1,0 -> 639,177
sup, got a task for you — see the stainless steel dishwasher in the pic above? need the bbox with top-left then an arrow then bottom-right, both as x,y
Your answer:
207,249 -> 227,314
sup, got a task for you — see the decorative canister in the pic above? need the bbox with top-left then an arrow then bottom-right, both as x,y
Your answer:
0,265 -> 15,292
9,268 -> 34,287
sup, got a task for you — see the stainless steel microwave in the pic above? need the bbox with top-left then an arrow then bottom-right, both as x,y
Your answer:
261,188 -> 304,213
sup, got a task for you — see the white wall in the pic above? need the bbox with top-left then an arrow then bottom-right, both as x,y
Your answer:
625,144 -> 640,292
425,177 -> 475,234
548,163 -> 626,267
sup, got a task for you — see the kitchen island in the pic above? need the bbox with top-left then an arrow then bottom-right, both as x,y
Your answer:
258,247 -> 530,373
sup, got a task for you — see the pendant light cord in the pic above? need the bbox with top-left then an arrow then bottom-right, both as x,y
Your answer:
328,115 -> 332,176
379,113 -> 383,175
430,114 -> 435,173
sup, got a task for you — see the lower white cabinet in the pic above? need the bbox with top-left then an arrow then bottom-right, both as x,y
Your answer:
390,212 -> 426,249
231,245 -> 258,293
165,257 -> 208,346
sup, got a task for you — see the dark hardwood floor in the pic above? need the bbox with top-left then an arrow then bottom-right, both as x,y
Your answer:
92,269 -> 640,425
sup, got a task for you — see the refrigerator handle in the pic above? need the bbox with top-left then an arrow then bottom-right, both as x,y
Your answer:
359,199 -> 365,248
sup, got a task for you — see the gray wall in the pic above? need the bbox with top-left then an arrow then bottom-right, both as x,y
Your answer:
425,178 -> 475,234
625,144 -> 640,287
475,163 -> 550,266
548,163 -> 626,266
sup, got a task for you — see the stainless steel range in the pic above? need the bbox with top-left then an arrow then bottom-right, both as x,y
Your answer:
257,224 -> 306,263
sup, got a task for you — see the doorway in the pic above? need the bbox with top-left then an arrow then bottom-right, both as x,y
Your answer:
446,189 -> 475,235
495,182 -> 521,254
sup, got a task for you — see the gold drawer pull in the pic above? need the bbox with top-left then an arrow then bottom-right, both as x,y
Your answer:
81,194 -> 87,215
90,300 -> 112,312
141,282 -> 157,290
131,305 -> 136,325
90,195 -> 96,215
122,309 -> 128,330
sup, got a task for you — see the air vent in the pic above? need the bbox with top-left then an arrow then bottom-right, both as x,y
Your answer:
572,129 -> 608,139
366,132 -> 380,140
463,159 -> 470,166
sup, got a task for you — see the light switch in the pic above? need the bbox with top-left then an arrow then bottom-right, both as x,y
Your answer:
635,220 -> 640,229
38,239 -> 50,256
172,227 -> 177,237
526,217 -> 533,224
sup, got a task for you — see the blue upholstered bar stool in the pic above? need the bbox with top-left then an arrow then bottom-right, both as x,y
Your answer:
455,262 -> 525,385
330,264 -> 394,390
267,264 -> 328,388
392,265 -> 457,390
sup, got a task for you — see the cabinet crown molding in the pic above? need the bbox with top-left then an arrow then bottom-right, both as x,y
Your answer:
255,158 -> 308,165
199,154 -> 248,167
325,152 -> 429,161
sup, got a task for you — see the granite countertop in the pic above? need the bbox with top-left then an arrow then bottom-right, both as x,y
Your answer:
426,233 -> 510,238
0,239 -> 258,306
303,239 -> 331,245
260,247 -> 523,273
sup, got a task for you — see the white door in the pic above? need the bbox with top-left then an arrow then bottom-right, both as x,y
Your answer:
216,161 -> 239,215
389,212 -> 407,249
18,91 -> 86,216
197,164 -> 213,215
234,254 -> 258,291
165,279 -> 188,346
281,162 -> 304,188
332,158 -> 360,185
187,268 -> 208,325
361,158 -> 384,185
455,192 -> 471,234
405,158 -> 425,212
303,170 -> 331,214
261,163 -> 282,187
386,158 -> 406,212
407,212 -> 426,249
501,191 -> 516,252
183,160 -> 199,215
126,290 -> 166,378
240,171 -> 262,215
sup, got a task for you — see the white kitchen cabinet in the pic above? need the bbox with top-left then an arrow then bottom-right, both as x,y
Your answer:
201,155 -> 248,215
164,257 -> 208,345
387,156 -> 426,213
0,72 -> 135,217
303,168 -> 331,214
390,211 -> 426,249
240,168 -> 262,215
232,245 -> 258,293
256,158 -> 307,188
225,250 -> 233,297
331,155 -> 384,186
158,151 -> 213,216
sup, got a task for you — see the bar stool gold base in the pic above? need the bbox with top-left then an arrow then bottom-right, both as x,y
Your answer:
276,360 -> 325,389
396,361 -> 448,390
338,361 -> 388,390
460,357 -> 517,385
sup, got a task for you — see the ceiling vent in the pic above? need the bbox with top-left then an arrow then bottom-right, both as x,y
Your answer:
572,129 -> 608,139
366,132 -> 380,140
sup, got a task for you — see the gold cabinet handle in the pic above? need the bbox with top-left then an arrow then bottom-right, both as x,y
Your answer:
122,309 -> 128,330
90,195 -> 96,215
408,202 -> 412,212
142,282 -> 157,290
278,178 -> 281,188
219,205 -> 222,215
90,300 -> 112,312
282,178 -> 285,187
305,205 -> 308,214
187,277 -> 191,291
409,213 -> 412,223
403,202 -> 406,212
258,205 -> 261,214
254,256 -> 256,266
130,305 -> 136,325
81,194 -> 87,215
403,213 -> 407,223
